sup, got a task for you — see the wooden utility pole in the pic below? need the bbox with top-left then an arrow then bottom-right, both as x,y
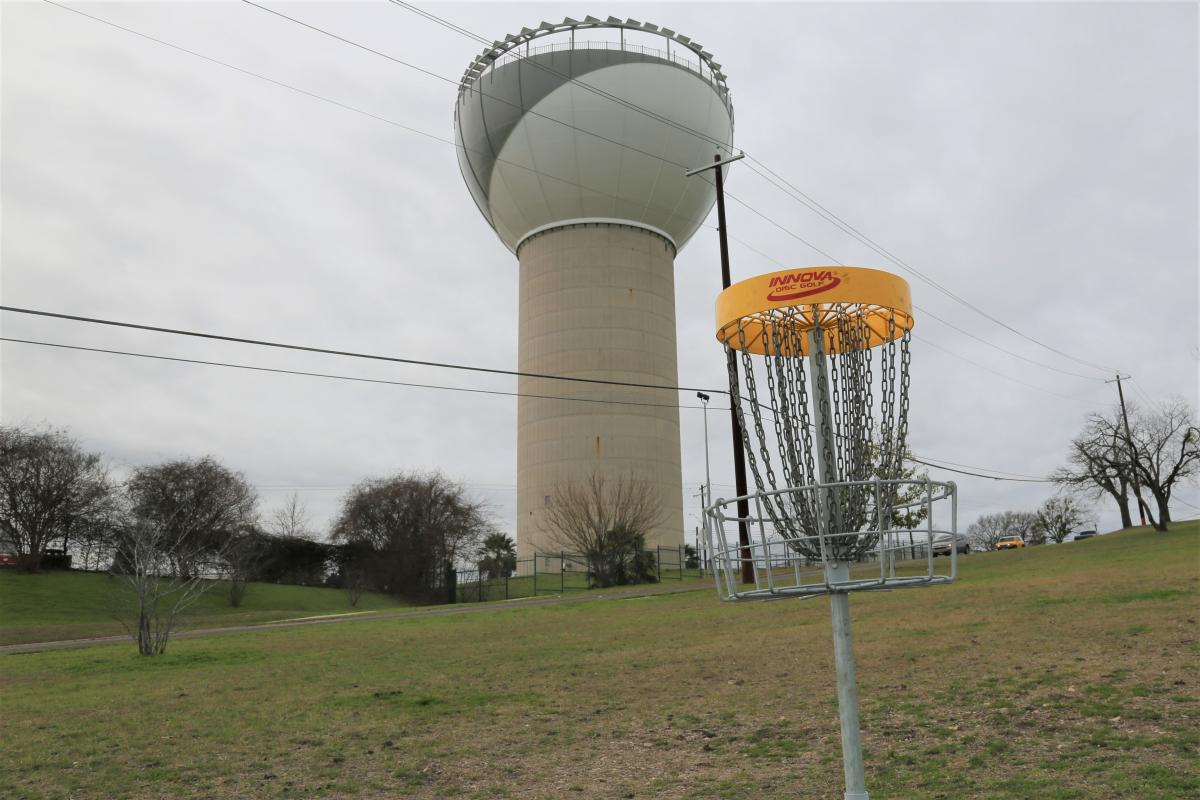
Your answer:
1108,374 -> 1148,526
686,151 -> 753,583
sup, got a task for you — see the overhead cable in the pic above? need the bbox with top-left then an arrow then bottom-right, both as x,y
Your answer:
390,0 -> 1118,378
0,337 -> 723,411
50,0 -> 1111,390
0,306 -> 726,395
741,156 -> 1119,376
4,335 -> 1059,484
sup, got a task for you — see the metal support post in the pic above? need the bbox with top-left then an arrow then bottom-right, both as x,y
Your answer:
808,318 -> 844,538
828,562 -> 868,800
810,316 -> 867,799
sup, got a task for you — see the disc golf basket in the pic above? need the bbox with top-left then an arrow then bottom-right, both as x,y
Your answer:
703,266 -> 960,800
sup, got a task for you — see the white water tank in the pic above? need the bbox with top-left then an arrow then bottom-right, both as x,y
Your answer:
454,17 -> 734,558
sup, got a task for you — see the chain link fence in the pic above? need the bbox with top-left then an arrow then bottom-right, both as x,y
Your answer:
450,545 -> 699,604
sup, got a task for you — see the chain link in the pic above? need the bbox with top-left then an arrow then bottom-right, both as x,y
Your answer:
718,305 -> 912,562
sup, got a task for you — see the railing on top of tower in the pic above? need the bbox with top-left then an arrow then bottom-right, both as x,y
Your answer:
456,15 -> 733,119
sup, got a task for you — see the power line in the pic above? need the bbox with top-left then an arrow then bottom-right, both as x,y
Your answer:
712,186 -> 1106,383
912,335 -> 1102,404
39,0 -> 696,230
51,0 -> 1112,393
388,0 -> 1117,379
0,337 -> 724,411
4,335 -> 1058,484
907,456 -> 1054,483
0,307 -> 726,395
42,1 -> 1118,456
239,0 -> 696,173
740,156 -> 1120,377
722,225 -> 1111,388
1129,378 -> 1155,408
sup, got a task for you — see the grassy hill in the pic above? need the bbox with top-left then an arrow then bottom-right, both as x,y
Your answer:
1,521 -> 1196,799
0,571 -> 407,645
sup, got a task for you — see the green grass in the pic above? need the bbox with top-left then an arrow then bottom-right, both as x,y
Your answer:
1,521 -> 1197,799
0,571 -> 408,644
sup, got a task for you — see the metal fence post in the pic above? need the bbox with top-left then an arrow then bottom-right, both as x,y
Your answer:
656,545 -> 662,582
505,572 -> 509,600
560,551 -> 565,593
533,555 -> 538,596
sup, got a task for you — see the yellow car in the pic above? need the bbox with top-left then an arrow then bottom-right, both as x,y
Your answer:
995,536 -> 1026,550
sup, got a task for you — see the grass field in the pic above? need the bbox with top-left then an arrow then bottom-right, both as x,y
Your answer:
0,571 -> 407,645
1,522 -> 1197,799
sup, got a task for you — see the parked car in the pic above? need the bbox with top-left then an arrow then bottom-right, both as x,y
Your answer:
1073,530 -> 1097,541
0,553 -> 17,567
994,536 -> 1025,550
932,534 -> 969,557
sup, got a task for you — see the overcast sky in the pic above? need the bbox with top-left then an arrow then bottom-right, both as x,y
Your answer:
3,1 -> 1197,544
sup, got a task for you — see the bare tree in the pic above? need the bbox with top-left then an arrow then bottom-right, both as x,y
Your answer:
1128,399 -> 1199,529
542,472 -> 665,588
1058,400 -> 1199,531
1053,410 -> 1134,529
113,457 -> 258,654
966,510 -> 1036,551
0,426 -> 113,571
268,493 -> 314,540
1034,496 -> 1089,544
331,472 -> 491,602
124,457 -> 258,578
112,510 -> 240,655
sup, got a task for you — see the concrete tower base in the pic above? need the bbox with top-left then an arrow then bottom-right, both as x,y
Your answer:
516,222 -> 685,560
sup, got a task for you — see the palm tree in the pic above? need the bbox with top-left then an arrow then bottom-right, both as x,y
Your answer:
478,532 -> 517,579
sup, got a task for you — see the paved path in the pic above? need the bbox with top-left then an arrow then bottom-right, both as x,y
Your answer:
1,579 -> 711,655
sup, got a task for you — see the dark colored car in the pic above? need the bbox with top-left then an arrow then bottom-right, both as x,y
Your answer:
1073,530 -> 1097,541
932,534 -> 969,557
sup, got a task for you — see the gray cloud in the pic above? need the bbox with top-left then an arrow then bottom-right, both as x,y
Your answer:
3,2 -> 1196,540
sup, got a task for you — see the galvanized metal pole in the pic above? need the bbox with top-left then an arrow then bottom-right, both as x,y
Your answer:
807,317 -> 843,532
810,317 -> 868,800
700,394 -> 713,509
828,563 -> 868,800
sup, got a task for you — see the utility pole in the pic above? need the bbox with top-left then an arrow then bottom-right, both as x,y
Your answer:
687,151 -> 753,584
1107,373 -> 1148,527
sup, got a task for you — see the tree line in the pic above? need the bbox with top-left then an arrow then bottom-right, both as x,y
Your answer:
0,424 -> 506,654
967,397 -> 1197,547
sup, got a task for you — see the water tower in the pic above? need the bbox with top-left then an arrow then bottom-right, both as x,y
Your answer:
454,16 -> 735,559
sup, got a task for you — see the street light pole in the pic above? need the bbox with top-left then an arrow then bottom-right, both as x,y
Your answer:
697,391 -> 713,504
687,151 -> 753,584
